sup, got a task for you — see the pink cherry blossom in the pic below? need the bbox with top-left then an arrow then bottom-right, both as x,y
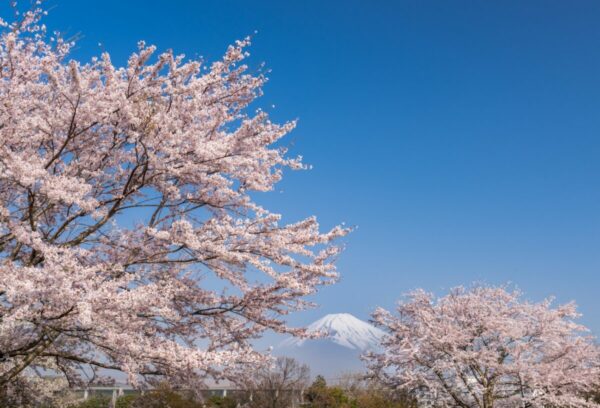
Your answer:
366,286 -> 600,408
0,5 -> 348,389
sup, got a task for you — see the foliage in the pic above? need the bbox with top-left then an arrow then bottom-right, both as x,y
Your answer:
351,387 -> 418,408
304,376 -> 352,408
352,393 -> 416,408
0,1 -> 348,391
366,285 -> 600,408
334,374 -> 418,408
68,386 -> 213,408
309,374 -> 417,408
205,395 -> 240,408
100,386 -> 199,408
115,394 -> 138,408
70,395 -> 111,408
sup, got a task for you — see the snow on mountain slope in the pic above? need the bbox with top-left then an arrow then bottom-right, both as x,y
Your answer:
281,313 -> 385,350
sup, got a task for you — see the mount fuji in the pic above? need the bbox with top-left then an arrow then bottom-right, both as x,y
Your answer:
281,313 -> 385,350
275,313 -> 385,378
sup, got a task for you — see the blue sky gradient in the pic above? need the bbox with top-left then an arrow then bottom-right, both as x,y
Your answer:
31,0 -> 600,332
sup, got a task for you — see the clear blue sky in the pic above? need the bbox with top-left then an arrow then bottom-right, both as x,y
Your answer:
36,1 -> 600,332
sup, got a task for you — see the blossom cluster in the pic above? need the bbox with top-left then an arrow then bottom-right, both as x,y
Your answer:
366,286 -> 600,408
0,5 -> 348,388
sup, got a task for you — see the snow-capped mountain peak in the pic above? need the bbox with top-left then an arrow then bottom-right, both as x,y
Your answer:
281,313 -> 385,351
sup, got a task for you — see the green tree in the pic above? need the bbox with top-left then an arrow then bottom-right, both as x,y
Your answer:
70,395 -> 112,408
127,384 -> 202,408
205,395 -> 239,408
304,376 -> 351,408
352,392 -> 418,408
115,394 -> 138,408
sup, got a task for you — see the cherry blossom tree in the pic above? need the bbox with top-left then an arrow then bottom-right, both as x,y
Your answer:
366,286 -> 600,408
0,4 -> 349,391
